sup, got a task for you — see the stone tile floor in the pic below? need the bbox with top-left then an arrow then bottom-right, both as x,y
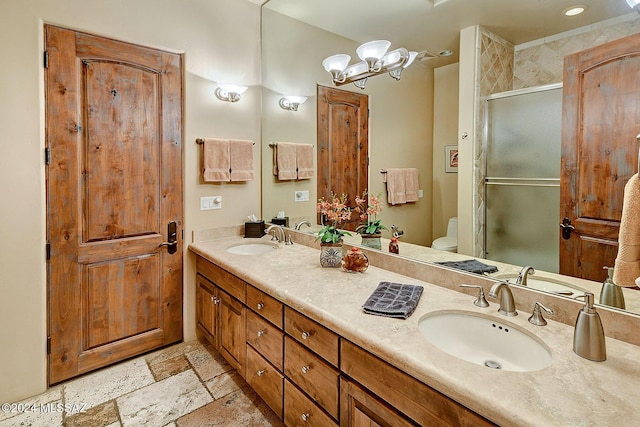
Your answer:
0,340 -> 284,427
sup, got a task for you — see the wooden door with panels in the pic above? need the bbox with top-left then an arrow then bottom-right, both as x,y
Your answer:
560,32 -> 640,281
45,25 -> 183,384
317,85 -> 369,231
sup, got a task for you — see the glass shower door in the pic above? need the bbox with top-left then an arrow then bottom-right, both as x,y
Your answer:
484,84 -> 562,273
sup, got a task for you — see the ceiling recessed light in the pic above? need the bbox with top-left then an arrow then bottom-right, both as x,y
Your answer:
564,5 -> 587,16
438,50 -> 454,57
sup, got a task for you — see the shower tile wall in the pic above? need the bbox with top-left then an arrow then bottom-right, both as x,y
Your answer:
514,14 -> 640,89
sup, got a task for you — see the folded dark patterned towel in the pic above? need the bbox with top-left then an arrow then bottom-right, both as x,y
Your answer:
435,259 -> 498,274
362,282 -> 424,319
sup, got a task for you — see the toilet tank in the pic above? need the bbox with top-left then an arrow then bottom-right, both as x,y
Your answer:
447,217 -> 458,238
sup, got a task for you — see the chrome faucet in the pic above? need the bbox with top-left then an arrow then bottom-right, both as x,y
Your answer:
295,220 -> 312,231
265,224 -> 286,242
515,266 -> 535,286
488,281 -> 518,317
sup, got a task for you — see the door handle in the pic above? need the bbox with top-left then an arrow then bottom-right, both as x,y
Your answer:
559,217 -> 575,240
159,221 -> 178,254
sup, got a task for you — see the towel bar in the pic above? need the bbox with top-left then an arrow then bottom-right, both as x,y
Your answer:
268,142 -> 314,148
380,169 -> 387,174
196,138 -> 254,145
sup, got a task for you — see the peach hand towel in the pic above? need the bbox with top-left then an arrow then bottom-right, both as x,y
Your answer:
229,139 -> 254,181
384,168 -> 407,205
404,168 -> 419,202
276,142 -> 297,180
296,143 -> 314,179
202,138 -> 230,182
614,173 -> 640,287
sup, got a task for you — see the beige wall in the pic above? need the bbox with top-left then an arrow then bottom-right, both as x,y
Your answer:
0,0 -> 261,403
262,9 -> 434,246
432,63 -> 459,241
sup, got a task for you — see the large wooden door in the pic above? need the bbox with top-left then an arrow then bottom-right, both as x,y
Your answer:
317,86 -> 369,231
45,25 -> 183,384
560,33 -> 640,281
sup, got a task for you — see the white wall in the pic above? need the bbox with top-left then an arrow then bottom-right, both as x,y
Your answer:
432,63 -> 459,240
0,0 -> 261,403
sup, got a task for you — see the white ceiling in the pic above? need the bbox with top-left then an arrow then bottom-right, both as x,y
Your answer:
263,0 -> 635,63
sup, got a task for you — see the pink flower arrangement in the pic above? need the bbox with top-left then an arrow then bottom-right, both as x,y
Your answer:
316,193 -> 352,243
354,190 -> 386,235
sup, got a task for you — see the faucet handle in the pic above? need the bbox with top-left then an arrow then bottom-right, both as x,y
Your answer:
285,234 -> 293,245
528,302 -> 554,326
459,284 -> 490,308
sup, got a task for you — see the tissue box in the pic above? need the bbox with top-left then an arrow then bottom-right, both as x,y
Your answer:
271,217 -> 289,227
244,221 -> 265,238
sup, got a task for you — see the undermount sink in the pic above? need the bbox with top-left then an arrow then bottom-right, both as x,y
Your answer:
418,310 -> 551,372
493,273 -> 585,297
226,242 -> 278,255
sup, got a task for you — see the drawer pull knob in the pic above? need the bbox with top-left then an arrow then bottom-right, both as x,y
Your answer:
213,297 -> 220,305
301,413 -> 310,422
257,302 -> 265,310
301,331 -> 311,340
257,369 -> 265,377
257,330 -> 265,337
301,365 -> 310,374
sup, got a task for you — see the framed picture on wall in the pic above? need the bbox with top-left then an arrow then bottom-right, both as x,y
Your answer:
445,145 -> 458,173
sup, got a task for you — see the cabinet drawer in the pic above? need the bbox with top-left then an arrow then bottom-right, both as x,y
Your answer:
246,310 -> 283,371
196,256 -> 246,302
247,285 -> 283,328
246,346 -> 283,419
284,379 -> 338,427
285,337 -> 339,420
285,307 -> 339,367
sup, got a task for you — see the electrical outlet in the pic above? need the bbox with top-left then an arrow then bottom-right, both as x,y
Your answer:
418,189 -> 424,198
295,190 -> 309,202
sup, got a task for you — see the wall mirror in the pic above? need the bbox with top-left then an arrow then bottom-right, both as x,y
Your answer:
260,0 -> 640,316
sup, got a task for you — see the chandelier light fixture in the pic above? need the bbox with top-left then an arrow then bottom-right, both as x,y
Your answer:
322,40 -> 417,90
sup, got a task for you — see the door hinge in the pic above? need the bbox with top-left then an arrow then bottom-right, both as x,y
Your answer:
44,147 -> 51,165
46,242 -> 51,260
47,336 -> 51,354
43,51 -> 49,69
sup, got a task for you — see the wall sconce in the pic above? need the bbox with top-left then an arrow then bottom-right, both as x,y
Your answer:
215,84 -> 248,102
627,0 -> 640,13
322,40 -> 417,90
279,96 -> 308,111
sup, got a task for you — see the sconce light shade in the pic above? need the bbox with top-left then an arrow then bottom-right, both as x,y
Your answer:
322,54 -> 351,83
404,51 -> 418,68
215,84 -> 248,102
279,96 -> 307,111
356,40 -> 391,61
627,0 -> 640,9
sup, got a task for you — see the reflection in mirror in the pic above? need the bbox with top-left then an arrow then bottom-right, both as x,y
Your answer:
260,1 -> 640,315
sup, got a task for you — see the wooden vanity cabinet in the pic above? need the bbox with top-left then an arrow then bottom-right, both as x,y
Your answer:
195,257 -> 246,378
245,286 -> 285,418
341,340 -> 496,427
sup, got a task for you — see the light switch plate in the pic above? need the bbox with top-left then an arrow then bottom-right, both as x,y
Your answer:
200,196 -> 222,210
295,190 -> 309,202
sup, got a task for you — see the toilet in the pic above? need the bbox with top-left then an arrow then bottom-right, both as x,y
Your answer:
432,217 -> 457,253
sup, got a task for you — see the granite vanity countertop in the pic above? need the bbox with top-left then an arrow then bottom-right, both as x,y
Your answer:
189,236 -> 640,427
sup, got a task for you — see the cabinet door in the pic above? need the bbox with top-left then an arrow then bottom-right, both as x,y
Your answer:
218,289 -> 246,377
196,274 -> 218,346
341,378 -> 417,427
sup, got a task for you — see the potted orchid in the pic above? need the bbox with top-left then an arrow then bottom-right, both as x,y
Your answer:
354,190 -> 386,250
316,193 -> 352,267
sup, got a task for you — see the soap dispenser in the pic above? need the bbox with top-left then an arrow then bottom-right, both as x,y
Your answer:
573,292 -> 606,362
599,267 -> 625,310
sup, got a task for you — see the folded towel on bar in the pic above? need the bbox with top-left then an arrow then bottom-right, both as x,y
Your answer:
229,139 -> 254,181
383,168 -> 407,205
274,142 -> 297,180
202,138 -> 230,182
405,168 -> 419,202
296,143 -> 314,179
614,173 -> 640,287
362,282 -> 424,319
435,259 -> 498,275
